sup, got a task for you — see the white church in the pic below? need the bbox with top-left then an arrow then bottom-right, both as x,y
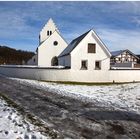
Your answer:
27,18 -> 68,67
28,18 -> 111,71
27,18 -> 140,71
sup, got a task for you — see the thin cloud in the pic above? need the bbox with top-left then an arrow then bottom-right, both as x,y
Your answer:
97,28 -> 140,54
132,17 -> 140,27
0,1 -> 140,53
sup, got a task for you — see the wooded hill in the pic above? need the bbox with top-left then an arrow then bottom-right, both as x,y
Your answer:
0,45 -> 35,65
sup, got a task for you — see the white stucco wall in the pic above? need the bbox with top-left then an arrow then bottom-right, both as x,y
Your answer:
38,31 -> 67,67
58,55 -> 71,67
71,31 -> 110,70
0,66 -> 140,83
109,70 -> 140,83
111,62 -> 133,68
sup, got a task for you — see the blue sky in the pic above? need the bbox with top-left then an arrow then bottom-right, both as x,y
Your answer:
1,1 -> 140,53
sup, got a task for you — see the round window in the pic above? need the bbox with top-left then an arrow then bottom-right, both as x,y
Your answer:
54,41 -> 58,46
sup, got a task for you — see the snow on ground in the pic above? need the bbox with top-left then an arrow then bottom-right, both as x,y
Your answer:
9,77 -> 140,114
0,97 -> 49,139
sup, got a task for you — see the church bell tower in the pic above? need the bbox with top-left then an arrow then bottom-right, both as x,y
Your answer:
39,18 -> 60,44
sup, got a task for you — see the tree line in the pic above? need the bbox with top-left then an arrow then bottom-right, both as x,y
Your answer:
0,45 -> 35,65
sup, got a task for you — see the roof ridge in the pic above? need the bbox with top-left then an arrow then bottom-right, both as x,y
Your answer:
40,18 -> 59,34
111,49 -> 139,59
91,30 -> 111,56
72,29 -> 91,41
59,30 -> 91,57
59,29 -> 111,58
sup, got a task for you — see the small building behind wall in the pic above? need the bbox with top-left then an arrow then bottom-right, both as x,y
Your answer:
110,49 -> 140,69
27,54 -> 37,65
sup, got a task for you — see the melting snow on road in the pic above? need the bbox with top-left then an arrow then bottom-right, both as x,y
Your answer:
10,77 -> 140,115
0,97 -> 49,139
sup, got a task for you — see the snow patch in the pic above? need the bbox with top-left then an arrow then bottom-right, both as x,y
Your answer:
9,77 -> 140,115
0,97 -> 49,139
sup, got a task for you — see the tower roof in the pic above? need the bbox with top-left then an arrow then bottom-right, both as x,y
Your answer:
59,30 -> 91,57
40,18 -> 60,35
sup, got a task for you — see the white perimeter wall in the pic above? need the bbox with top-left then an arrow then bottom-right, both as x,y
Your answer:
0,66 -> 140,83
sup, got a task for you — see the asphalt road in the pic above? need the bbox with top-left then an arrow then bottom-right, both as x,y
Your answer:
0,75 -> 140,138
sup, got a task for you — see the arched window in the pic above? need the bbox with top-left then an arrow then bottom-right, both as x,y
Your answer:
47,31 -> 49,36
47,31 -> 52,36
51,56 -> 58,66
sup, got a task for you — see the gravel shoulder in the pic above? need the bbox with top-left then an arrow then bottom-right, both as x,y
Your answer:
0,75 -> 140,138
